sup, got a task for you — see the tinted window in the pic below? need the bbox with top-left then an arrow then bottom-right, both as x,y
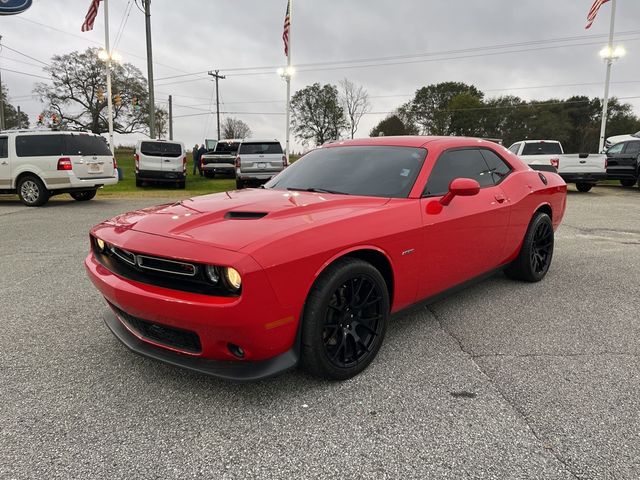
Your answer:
215,142 -> 240,154
508,143 -> 520,154
606,143 -> 625,155
16,135 -> 64,157
521,142 -> 562,155
424,149 -> 494,196
64,135 -> 112,156
239,142 -> 283,155
205,139 -> 218,150
480,149 -> 512,184
265,146 -> 427,198
0,137 -> 7,158
140,141 -> 183,158
623,141 -> 640,155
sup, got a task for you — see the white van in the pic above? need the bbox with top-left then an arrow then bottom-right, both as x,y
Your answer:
135,140 -> 186,188
0,129 -> 118,206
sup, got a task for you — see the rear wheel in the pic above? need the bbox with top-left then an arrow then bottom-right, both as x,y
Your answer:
135,178 -> 143,187
505,212 -> 554,282
235,179 -> 245,190
70,190 -> 97,201
17,176 -> 49,207
620,179 -> 636,187
204,171 -> 215,179
177,181 -> 186,189
576,183 -> 593,192
301,258 -> 389,380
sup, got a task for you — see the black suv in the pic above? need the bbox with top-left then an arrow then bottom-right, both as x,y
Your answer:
606,140 -> 640,188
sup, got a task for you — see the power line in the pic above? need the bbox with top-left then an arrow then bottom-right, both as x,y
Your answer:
113,0 -> 134,51
0,56 -> 47,70
0,67 -> 51,80
0,43 -> 49,66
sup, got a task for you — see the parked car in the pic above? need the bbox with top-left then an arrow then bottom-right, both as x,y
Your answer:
235,139 -> 287,189
604,130 -> 640,150
86,136 -> 566,381
508,140 -> 606,192
605,139 -> 640,188
134,140 -> 186,189
200,139 -> 240,178
0,129 -> 118,206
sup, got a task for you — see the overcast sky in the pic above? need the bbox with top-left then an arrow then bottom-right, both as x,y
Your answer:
1,0 -> 639,151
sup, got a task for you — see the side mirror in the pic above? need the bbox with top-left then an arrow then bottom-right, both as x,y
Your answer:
440,178 -> 481,206
578,153 -> 589,159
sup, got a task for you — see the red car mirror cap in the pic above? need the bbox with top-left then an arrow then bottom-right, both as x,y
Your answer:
440,178 -> 481,206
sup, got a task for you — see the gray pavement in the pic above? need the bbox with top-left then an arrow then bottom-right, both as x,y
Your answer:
0,185 -> 638,479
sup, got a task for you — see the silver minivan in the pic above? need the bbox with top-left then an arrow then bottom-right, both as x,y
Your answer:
235,139 -> 287,189
135,140 -> 186,188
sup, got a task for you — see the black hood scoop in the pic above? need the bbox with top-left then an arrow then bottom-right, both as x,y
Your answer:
224,211 -> 268,220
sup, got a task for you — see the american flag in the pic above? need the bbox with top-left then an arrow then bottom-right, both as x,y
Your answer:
81,0 -> 102,32
282,1 -> 291,57
585,0 -> 610,29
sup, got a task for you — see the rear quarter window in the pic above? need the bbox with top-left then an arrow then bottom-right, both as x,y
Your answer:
239,142 -> 283,155
16,135 -> 64,157
140,142 -> 183,157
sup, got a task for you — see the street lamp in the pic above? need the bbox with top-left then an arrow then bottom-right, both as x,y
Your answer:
597,43 -> 626,152
278,66 -> 295,163
97,49 -> 121,154
599,45 -> 626,60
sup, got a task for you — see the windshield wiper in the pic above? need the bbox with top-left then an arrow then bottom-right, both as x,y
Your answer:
286,187 -> 349,195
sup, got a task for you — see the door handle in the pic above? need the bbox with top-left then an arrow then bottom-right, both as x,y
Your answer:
1,161 -> 7,165
494,194 -> 506,203
164,159 -> 172,162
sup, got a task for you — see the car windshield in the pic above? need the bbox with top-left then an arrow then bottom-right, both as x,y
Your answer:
215,142 -> 240,154
140,142 -> 182,157
64,135 -> 112,156
264,146 -> 427,198
239,142 -> 283,155
521,142 -> 562,155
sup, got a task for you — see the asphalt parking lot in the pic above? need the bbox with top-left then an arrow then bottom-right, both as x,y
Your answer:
1,186 -> 639,479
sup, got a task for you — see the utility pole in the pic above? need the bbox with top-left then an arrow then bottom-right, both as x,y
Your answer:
208,70 -> 225,140
168,95 -> 173,140
144,0 -> 156,139
17,106 -> 21,129
0,35 -> 5,131
103,0 -> 115,153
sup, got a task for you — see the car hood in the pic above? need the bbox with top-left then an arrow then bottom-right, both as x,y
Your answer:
107,189 -> 390,251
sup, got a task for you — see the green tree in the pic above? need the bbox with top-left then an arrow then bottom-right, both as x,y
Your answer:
370,114 -> 418,137
1,86 -> 29,129
290,83 -> 348,146
448,93 -> 484,137
33,47 -> 150,134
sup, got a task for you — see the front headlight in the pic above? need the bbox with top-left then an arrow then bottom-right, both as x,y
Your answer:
224,267 -> 242,290
95,237 -> 106,252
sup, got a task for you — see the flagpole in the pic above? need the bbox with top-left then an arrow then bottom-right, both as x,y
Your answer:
285,0 -> 292,163
104,0 -> 115,154
598,0 -> 616,152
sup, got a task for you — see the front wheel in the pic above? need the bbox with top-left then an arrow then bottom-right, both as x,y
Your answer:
505,212 -> 554,282
70,190 -> 97,201
301,258 -> 389,380
620,179 -> 636,187
17,176 -> 50,207
576,183 -> 593,192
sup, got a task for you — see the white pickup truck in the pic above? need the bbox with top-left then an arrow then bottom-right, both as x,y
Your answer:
507,140 -> 607,192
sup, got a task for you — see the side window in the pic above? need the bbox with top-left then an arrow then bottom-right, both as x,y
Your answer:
606,143 -> 624,155
424,149 -> 494,196
16,135 -> 64,157
0,137 -> 7,158
508,143 -> 520,154
623,141 -> 640,155
480,149 -> 512,184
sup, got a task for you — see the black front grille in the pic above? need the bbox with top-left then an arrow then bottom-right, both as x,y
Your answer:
110,303 -> 202,354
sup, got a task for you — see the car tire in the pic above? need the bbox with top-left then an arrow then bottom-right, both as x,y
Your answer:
575,183 -> 593,192
620,179 -> 636,187
505,212 -> 554,283
177,181 -> 186,189
17,175 -> 50,207
204,172 -> 215,179
135,178 -> 143,187
70,190 -> 97,201
235,179 -> 244,190
300,257 -> 389,380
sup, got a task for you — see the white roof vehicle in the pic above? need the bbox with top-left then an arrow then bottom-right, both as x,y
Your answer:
0,129 -> 118,206
604,131 -> 640,150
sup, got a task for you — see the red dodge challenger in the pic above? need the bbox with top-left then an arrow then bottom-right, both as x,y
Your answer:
86,136 -> 566,381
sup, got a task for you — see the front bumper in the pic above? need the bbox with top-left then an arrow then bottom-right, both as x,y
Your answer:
559,172 -> 607,184
103,308 -> 298,381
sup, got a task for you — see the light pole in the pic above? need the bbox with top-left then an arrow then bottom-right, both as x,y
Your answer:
598,44 -> 626,152
97,48 -> 121,154
278,66 -> 295,162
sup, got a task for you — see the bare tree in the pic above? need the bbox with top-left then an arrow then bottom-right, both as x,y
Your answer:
155,107 -> 169,139
340,79 -> 371,139
221,117 -> 252,139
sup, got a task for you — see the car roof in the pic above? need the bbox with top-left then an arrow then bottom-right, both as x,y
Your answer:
520,140 -> 560,144
138,139 -> 184,146
240,139 -> 281,144
321,136 -> 503,149
1,129 -> 100,137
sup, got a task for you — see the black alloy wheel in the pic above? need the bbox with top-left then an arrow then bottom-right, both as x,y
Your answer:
530,220 -> 553,276
301,258 -> 389,380
505,212 -> 554,282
